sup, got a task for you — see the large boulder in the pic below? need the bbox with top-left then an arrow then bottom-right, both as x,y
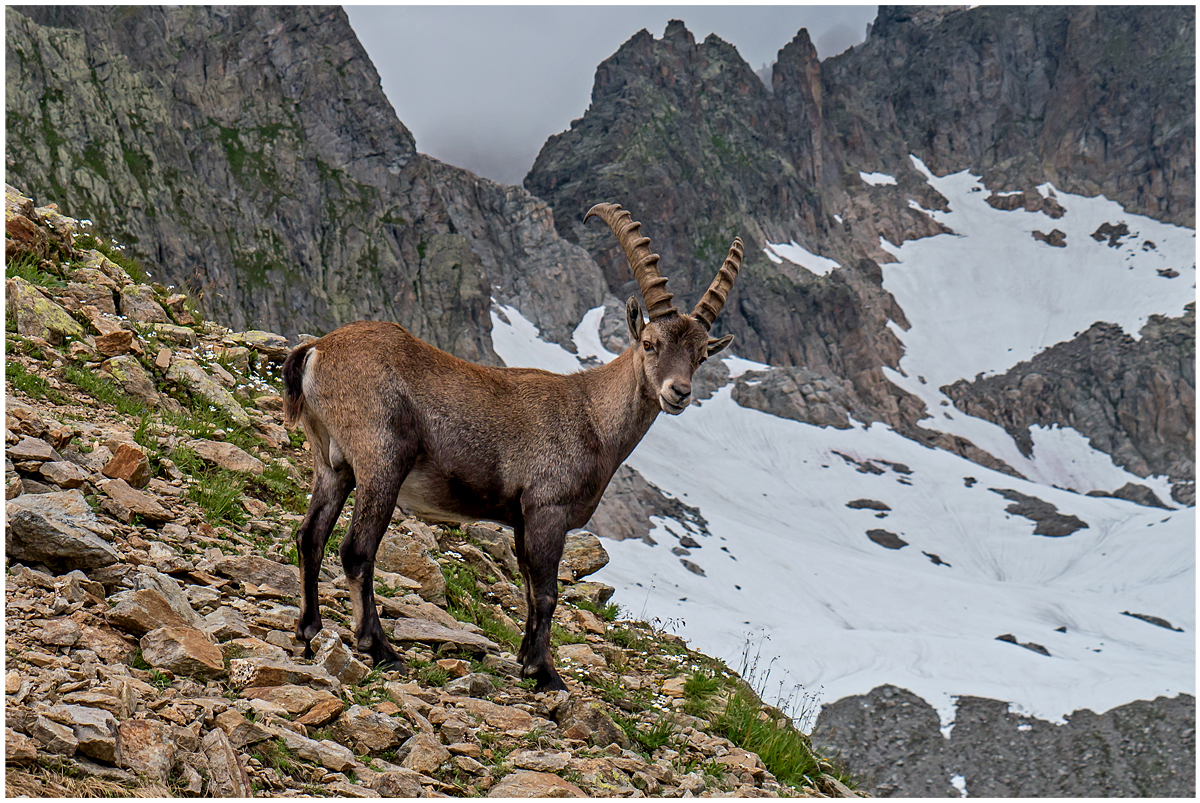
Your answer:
140,626 -> 225,679
7,276 -> 84,344
558,531 -> 610,582
100,356 -> 161,407
42,705 -> 120,763
107,588 -> 193,636
212,555 -> 300,596
118,719 -> 175,782
96,478 -> 173,523
184,439 -> 264,475
118,285 -> 170,323
167,358 -> 251,428
487,770 -> 586,798
5,489 -> 120,570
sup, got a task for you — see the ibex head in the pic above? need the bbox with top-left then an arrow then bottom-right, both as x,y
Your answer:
586,203 -> 742,415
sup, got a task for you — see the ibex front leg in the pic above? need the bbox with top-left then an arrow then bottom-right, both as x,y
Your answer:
518,505 -> 569,692
340,471 -> 408,669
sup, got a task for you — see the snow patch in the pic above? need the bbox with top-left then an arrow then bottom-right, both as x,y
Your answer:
723,355 -> 771,378
764,240 -> 841,276
860,171 -> 898,186
950,774 -> 968,797
571,305 -> 619,364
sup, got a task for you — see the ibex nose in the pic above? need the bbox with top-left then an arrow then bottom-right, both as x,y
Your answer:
670,381 -> 691,400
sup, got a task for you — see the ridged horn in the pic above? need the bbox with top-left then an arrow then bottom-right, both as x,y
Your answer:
584,203 -> 676,320
691,237 -> 743,330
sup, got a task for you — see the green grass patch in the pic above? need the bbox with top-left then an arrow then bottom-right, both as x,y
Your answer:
712,687 -> 853,790
6,360 -> 67,403
607,627 -> 648,651
442,563 -> 522,651
128,648 -> 150,671
63,364 -> 144,416
418,665 -> 449,687
347,668 -> 389,707
574,598 -> 620,622
6,252 -> 64,288
550,623 -> 586,646
246,461 -> 307,514
614,711 -> 675,757
75,232 -> 147,284
252,738 -> 297,776
172,446 -> 247,527
682,668 -> 724,718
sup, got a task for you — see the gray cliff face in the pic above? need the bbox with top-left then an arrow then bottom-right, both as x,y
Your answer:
943,304 -> 1196,496
526,5 -> 1195,485
832,6 -> 1195,228
813,685 -> 1196,797
6,6 -> 610,356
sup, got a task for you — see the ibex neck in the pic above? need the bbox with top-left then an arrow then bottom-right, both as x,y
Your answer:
580,348 -> 661,465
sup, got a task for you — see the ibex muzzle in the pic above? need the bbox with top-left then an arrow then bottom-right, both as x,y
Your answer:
282,202 -> 742,690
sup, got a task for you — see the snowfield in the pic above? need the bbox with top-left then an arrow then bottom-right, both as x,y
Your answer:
488,158 -> 1195,729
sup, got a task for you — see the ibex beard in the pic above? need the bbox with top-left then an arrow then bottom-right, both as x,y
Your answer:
282,202 -> 742,691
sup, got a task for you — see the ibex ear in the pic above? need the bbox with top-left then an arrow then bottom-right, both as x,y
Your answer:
706,334 -> 734,357
626,296 -> 645,340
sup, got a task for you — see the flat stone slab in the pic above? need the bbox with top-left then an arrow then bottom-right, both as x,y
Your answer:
9,436 -> 61,463
167,358 -> 251,428
487,770 -> 586,798
184,439 -> 264,475
96,478 -> 172,522
388,618 -> 499,654
228,658 -> 338,689
213,555 -> 300,597
241,685 -> 340,716
106,589 -> 192,636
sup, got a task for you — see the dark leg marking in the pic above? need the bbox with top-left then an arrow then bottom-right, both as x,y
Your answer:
518,506 -> 569,692
340,472 -> 408,669
295,464 -> 354,650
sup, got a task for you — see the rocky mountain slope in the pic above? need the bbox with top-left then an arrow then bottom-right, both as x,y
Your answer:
8,3 -> 1193,497
5,6 -> 611,354
5,188 -> 862,797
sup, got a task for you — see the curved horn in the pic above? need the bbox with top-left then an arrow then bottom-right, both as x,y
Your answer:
584,203 -> 676,320
691,237 -> 743,330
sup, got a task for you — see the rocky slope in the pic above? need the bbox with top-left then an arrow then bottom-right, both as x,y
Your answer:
812,685 -> 1195,798
5,188 -> 863,797
5,6 -> 611,354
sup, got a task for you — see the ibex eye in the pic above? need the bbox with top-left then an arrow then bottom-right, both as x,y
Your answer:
643,341 -> 654,352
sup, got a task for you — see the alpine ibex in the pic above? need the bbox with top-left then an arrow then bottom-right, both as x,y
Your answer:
281,203 -> 743,690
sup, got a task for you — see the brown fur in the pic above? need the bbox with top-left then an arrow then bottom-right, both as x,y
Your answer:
284,237 -> 739,689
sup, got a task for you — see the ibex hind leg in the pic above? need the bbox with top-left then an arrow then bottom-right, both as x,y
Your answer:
519,507 -> 569,692
340,468 -> 409,669
294,461 -> 354,654
513,524 -> 536,667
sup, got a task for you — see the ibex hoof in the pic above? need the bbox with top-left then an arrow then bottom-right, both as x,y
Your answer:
524,664 -> 567,692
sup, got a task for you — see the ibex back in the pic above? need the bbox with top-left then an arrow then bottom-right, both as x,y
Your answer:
282,203 -> 743,690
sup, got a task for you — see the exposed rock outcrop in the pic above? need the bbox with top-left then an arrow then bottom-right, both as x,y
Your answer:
813,684 -> 1196,797
943,305 -> 1196,489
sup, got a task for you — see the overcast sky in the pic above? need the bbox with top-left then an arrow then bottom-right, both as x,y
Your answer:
345,6 -> 878,185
